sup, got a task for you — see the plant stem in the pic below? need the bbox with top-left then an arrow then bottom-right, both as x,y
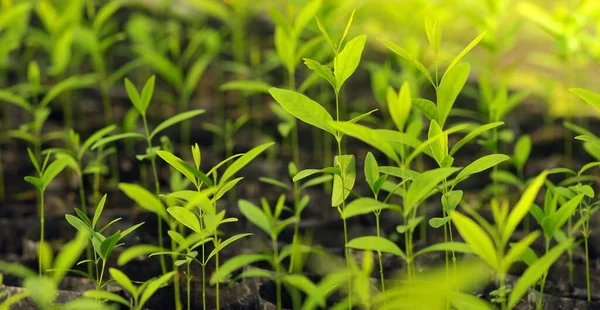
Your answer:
585,235 -> 591,302
375,212 -> 385,296
272,234 -> 282,310
79,174 -> 93,277
538,238 -> 551,310
38,190 -> 45,275
172,233 -> 182,310
187,263 -> 191,310
214,237 -> 220,310
0,145 -> 4,201
98,259 -> 107,290
288,181 -> 300,274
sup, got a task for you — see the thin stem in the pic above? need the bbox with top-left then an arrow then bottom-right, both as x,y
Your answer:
272,234 -> 282,310
585,235 -> 591,302
375,213 -> 385,296
172,233 -> 182,310
537,238 -> 551,310
0,145 -> 4,201
98,259 -> 107,290
187,263 -> 191,310
142,115 -> 168,276
214,237 -> 220,310
79,174 -> 93,277
289,181 -> 300,274
39,190 -> 45,276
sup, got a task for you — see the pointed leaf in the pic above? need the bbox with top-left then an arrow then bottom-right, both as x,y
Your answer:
119,183 -> 168,220
269,88 -> 335,136
346,236 -> 406,260
150,109 -> 205,139
334,35 -> 366,92
168,207 -> 201,233
452,212 -> 497,269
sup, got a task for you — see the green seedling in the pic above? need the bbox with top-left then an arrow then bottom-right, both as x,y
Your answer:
92,75 -> 205,275
84,268 -> 175,310
24,150 -> 67,275
270,11 -> 368,305
0,61 -> 97,160
41,125 -> 116,275
126,15 -> 220,149
260,161 -> 332,274
228,195 -> 297,310
119,142 -> 273,310
452,171 -> 576,309
64,194 -> 143,291
0,231 -> 115,310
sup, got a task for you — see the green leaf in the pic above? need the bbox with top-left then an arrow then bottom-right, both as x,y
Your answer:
100,232 -> 121,260
84,290 -> 129,306
92,194 -> 107,229
269,88 -> 336,136
150,109 -> 205,139
259,177 -> 291,190
405,167 -> 460,216
502,171 -> 547,245
93,0 -> 121,32
364,152 -> 378,193
425,18 -> 441,53
80,125 -> 117,159
220,142 -> 274,185
442,190 -> 463,213
0,90 -> 32,113
428,216 -> 450,228
334,35 -> 367,92
330,122 -> 400,163
136,47 -> 183,88
414,242 -> 472,257
40,74 -> 97,107
24,176 -> 44,192
53,230 -> 89,283
239,200 -> 272,235
210,254 -> 271,284
443,32 -> 485,78
41,160 -> 67,191
346,236 -> 406,260
156,150 -> 197,187
24,277 -> 56,308
503,231 -> 540,273
507,240 -> 572,309
316,17 -> 336,52
542,194 -> 584,238
282,274 -> 317,295
124,78 -> 143,115
437,63 -> 470,127
412,98 -> 438,121
449,122 -> 504,156
180,162 -> 214,187
388,82 -> 412,131
213,233 -> 252,256
220,80 -> 271,93
303,58 -> 335,89
119,183 -> 168,220
91,132 -> 145,150
118,245 -> 166,266
109,268 -> 137,297
167,207 -> 201,233
428,120 -> 447,165
332,155 -> 355,206
570,88 -> 600,110
342,198 -> 398,219
379,38 -> 434,86
452,212 -> 498,270
139,271 -> 176,308
453,154 -> 510,187
514,135 -> 532,173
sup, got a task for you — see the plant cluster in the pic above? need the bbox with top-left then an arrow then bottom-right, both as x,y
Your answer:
0,1 -> 599,310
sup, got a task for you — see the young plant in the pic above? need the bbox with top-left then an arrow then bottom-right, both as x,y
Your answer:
228,195 -> 297,310
64,194 -> 143,291
270,11 -> 368,304
92,75 -> 205,274
452,171 -> 574,309
0,231 -> 114,309
24,150 -> 67,275
84,268 -> 176,310
260,161 -> 332,274
0,62 -> 97,160
119,142 -> 273,310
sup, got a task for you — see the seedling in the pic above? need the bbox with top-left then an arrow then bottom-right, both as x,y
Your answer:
24,150 -> 67,275
85,268 -> 175,310
0,231 -> 115,309
64,194 -> 143,291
